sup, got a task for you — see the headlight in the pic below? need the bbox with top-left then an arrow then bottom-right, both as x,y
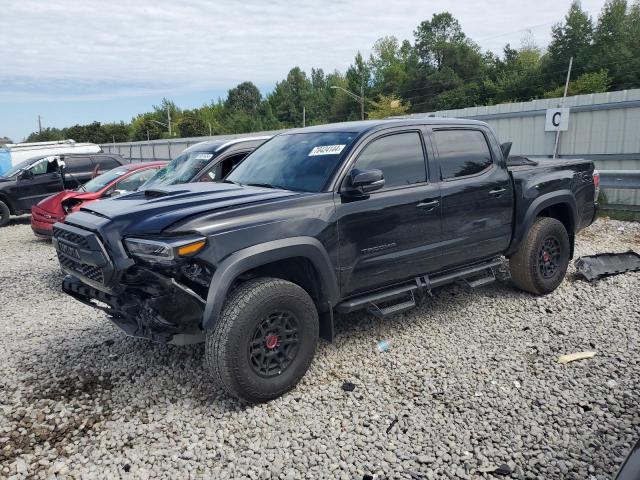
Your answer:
123,236 -> 207,263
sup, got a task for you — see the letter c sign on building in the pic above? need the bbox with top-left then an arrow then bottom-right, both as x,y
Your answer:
545,108 -> 570,131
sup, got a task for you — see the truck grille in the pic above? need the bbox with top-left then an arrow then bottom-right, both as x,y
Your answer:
52,224 -> 115,288
57,254 -> 105,284
53,227 -> 90,249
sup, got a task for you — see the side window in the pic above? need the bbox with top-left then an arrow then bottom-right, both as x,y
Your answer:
353,132 -> 426,189
64,156 -> 93,174
116,168 -> 159,192
93,156 -> 121,171
199,152 -> 249,182
434,130 -> 493,180
29,159 -> 57,176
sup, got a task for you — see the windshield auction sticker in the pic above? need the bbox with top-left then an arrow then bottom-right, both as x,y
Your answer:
308,145 -> 346,156
195,153 -> 214,160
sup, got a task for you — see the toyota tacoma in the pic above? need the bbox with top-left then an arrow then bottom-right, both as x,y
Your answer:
52,119 -> 598,403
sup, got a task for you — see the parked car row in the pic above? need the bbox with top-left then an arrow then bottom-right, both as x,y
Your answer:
49,118 -> 599,405
0,136 -> 270,231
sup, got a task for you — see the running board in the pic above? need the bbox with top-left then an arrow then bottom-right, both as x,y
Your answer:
335,257 -> 501,316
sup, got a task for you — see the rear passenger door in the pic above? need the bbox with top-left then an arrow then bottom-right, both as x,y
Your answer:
63,156 -> 94,187
431,127 -> 513,266
336,129 -> 443,297
92,155 -> 122,176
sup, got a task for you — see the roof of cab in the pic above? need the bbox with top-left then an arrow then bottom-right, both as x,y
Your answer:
283,118 -> 488,135
183,136 -> 272,154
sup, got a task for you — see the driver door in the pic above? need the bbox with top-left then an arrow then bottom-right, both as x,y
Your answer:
336,130 -> 443,297
17,160 -> 63,210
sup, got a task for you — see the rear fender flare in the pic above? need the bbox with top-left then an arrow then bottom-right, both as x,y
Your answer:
507,191 -> 577,256
202,237 -> 338,330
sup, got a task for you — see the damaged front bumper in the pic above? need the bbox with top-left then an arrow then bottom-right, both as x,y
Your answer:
62,269 -> 207,345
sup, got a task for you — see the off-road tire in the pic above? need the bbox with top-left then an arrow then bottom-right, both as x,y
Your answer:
0,200 -> 10,227
205,277 -> 319,403
509,217 -> 570,295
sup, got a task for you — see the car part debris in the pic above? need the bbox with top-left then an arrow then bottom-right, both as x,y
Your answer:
574,251 -> 640,281
558,351 -> 597,364
341,382 -> 356,392
494,463 -> 513,476
377,340 -> 392,352
386,417 -> 398,434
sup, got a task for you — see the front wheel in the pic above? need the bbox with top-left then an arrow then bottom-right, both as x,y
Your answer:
0,200 -> 10,227
205,277 -> 319,403
509,217 -> 570,295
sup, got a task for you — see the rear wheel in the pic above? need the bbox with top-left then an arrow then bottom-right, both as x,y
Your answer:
205,277 -> 319,403
509,217 -> 570,295
0,200 -> 10,227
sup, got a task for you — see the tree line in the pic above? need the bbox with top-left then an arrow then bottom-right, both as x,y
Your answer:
24,0 -> 640,144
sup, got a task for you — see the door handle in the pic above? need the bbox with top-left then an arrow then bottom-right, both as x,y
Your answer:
489,188 -> 506,196
417,199 -> 440,210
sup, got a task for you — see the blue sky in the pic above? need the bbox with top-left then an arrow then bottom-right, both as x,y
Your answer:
1,0 -> 606,142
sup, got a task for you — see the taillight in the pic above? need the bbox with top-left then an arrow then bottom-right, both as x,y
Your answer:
593,170 -> 600,201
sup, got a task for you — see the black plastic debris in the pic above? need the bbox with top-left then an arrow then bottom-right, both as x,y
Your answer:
386,417 -> 398,434
341,382 -> 356,392
574,250 -> 640,281
494,464 -> 513,476
362,475 -> 375,480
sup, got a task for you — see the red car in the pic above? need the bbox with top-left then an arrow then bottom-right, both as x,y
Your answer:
31,161 -> 166,238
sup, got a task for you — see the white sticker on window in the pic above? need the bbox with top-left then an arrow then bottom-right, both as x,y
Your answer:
308,145 -> 346,156
195,153 -> 213,160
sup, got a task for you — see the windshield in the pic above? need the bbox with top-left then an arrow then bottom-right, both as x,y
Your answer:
226,132 -> 357,192
81,166 -> 130,193
140,151 -> 217,189
2,155 -> 48,178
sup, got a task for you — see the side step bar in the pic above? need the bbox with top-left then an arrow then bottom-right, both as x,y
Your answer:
335,257 -> 502,316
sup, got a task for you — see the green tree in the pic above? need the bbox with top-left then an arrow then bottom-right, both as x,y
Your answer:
130,113 -> 164,141
101,122 -> 131,143
543,69 -> 611,97
591,0 -> 633,89
177,110 -> 208,137
26,127 -> 65,142
369,36 -> 410,96
269,67 -> 312,127
368,94 -> 411,119
224,82 -> 262,114
542,1 -> 594,86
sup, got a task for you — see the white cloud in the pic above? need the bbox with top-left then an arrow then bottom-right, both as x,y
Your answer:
1,0 -> 607,102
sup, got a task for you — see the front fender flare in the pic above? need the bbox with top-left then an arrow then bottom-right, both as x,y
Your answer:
201,236 -> 338,330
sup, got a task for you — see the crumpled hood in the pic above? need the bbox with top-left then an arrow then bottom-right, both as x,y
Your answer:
37,189 -> 99,211
70,182 -> 301,235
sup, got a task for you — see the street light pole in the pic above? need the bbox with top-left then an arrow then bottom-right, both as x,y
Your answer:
167,106 -> 172,137
330,85 -> 366,120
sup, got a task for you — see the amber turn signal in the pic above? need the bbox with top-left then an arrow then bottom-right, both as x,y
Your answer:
177,240 -> 206,256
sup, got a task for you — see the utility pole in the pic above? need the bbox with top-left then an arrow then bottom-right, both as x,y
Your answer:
147,129 -> 150,142
38,115 -> 42,133
167,106 -> 172,137
302,106 -> 306,128
208,123 -> 212,136
553,56 -> 573,159
360,77 -> 364,121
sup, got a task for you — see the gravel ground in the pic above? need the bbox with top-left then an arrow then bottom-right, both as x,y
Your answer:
1,216 -> 639,480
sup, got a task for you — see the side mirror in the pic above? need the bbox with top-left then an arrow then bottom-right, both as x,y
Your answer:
501,142 -> 512,160
342,168 -> 385,197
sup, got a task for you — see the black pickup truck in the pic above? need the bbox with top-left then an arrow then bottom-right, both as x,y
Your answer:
52,119 -> 598,402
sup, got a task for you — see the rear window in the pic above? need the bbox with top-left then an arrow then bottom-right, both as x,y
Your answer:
434,130 -> 493,180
